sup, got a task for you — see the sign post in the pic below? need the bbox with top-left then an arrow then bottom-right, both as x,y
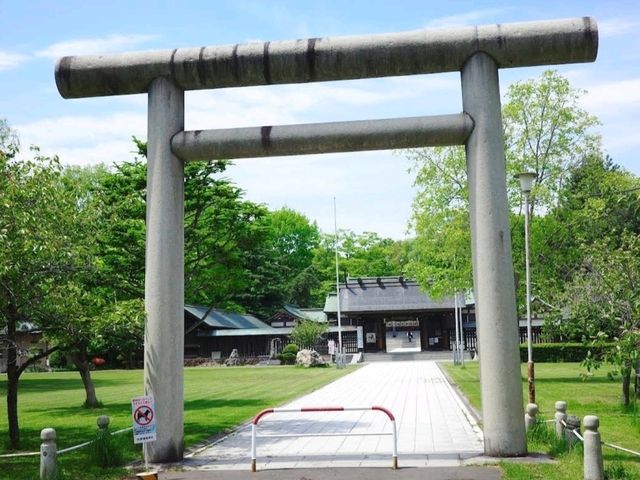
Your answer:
132,395 -> 157,475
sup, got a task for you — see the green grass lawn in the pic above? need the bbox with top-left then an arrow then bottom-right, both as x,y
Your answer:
442,362 -> 640,479
0,365 -> 353,479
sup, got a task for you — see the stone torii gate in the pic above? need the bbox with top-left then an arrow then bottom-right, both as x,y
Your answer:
55,16 -> 597,463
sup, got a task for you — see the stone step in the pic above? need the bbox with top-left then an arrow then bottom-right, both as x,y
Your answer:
363,351 -> 474,362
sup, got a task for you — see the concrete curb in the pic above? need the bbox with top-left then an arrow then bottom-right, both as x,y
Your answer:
436,362 -> 483,424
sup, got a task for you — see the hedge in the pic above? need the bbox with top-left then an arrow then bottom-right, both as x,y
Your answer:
518,343 -> 614,363
278,343 -> 300,365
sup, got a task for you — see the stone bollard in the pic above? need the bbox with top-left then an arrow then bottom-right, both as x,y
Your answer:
97,415 -> 110,431
525,403 -> 539,431
555,401 -> 568,440
40,428 -> 57,480
583,415 -> 604,480
564,415 -> 581,447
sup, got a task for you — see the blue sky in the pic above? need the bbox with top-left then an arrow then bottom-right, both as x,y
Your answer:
2,1 -> 639,238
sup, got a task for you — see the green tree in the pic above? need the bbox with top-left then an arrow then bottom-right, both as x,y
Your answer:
311,230 -> 407,303
0,122 -> 97,447
407,70 -> 601,300
92,140 -> 326,322
559,235 -> 640,405
257,208 -> 321,309
528,155 -> 640,303
503,69 -> 600,215
290,320 -> 328,350
536,156 -> 640,404
405,146 -> 471,298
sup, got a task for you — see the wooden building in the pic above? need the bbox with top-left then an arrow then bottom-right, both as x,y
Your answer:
184,304 -> 356,359
323,276 -> 475,353
0,322 -> 50,373
183,277 -> 551,359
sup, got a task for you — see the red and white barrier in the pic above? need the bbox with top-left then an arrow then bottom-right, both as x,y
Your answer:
250,405 -> 398,472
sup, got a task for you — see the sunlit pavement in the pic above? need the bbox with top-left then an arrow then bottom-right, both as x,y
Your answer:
179,360 -> 484,471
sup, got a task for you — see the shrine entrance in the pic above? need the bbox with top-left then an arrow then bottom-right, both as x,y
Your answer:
55,16 -> 598,461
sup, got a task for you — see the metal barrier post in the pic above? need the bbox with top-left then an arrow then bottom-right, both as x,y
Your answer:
251,423 -> 257,472
251,405 -> 397,472
391,418 -> 398,469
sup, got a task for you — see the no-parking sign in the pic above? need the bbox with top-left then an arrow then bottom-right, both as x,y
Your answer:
131,395 -> 157,444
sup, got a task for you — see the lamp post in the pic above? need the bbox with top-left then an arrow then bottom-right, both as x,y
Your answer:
517,172 -> 537,404
333,197 -> 345,369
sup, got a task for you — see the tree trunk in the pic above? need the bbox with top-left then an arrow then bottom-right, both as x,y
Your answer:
70,346 -> 99,408
6,305 -> 21,449
7,368 -> 20,449
7,331 -> 21,448
622,366 -> 631,407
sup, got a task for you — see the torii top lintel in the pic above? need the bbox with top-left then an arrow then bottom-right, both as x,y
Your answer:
55,16 -> 597,99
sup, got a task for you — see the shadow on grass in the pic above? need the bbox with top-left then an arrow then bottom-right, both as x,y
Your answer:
27,397 -> 266,417
0,376 -> 136,394
523,376 -> 619,384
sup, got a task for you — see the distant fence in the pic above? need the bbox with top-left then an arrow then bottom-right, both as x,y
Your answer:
312,331 -> 358,354
448,326 -> 559,351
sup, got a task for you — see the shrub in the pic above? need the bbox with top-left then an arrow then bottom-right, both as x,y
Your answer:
48,350 -> 69,369
282,343 -> 299,354
605,463 -> 637,480
87,428 -> 124,468
309,362 -> 329,368
290,320 -> 328,349
278,343 -> 299,365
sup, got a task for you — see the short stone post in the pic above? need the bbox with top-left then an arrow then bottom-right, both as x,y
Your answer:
583,415 -> 604,480
525,403 -> 538,431
564,415 -> 581,447
555,401 -> 568,439
40,428 -> 57,480
97,415 -> 110,431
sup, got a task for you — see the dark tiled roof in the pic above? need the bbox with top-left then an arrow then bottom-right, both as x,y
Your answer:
283,304 -> 328,322
323,276 -> 464,313
197,325 -> 356,337
185,305 -> 271,330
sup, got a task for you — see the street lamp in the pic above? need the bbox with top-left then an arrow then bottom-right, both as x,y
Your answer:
517,172 -> 537,404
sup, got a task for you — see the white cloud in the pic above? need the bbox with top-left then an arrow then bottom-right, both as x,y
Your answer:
14,112 -> 146,167
424,8 -> 507,29
36,34 -> 159,58
598,18 -> 640,38
581,78 -> 640,117
226,150 -> 415,238
14,106 -> 416,237
0,51 -> 29,71
185,80 -> 420,131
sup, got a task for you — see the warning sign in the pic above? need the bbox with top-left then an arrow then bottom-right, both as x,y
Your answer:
131,395 -> 157,444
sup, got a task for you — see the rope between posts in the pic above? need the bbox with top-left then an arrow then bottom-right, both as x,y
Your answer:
601,442 -> 640,457
0,426 -> 133,458
0,450 -> 40,458
557,418 -> 640,457
58,427 -> 132,455
560,419 -> 584,442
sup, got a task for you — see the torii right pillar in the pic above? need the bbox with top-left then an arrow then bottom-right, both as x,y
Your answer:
462,52 -> 527,456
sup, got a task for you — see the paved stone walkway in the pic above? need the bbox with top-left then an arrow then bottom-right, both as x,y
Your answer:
181,361 -> 484,471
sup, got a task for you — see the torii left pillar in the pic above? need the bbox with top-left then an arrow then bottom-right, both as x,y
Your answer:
144,77 -> 185,462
